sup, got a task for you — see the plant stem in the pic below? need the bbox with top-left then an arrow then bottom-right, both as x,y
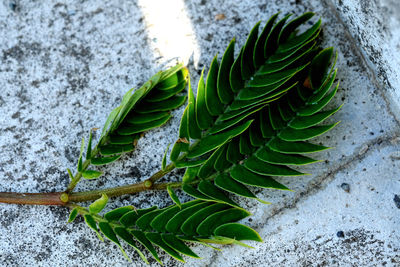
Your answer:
68,181 -> 181,203
0,163 -> 180,206
0,192 -> 65,205
65,146 -> 100,194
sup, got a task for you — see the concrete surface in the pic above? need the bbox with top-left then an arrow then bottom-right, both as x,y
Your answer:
0,0 -> 399,266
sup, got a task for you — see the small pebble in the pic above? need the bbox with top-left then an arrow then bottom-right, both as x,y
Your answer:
215,13 -> 226,20
341,183 -> 350,193
394,195 -> 400,209
337,231 -> 345,238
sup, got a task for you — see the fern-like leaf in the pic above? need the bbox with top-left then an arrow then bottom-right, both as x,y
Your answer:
169,12 -> 322,170
78,198 -> 261,264
182,47 -> 340,205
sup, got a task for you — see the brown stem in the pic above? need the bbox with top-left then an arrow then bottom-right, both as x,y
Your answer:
0,163 -> 180,206
0,192 -> 66,205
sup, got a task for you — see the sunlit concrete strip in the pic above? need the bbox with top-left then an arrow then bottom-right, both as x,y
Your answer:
137,0 -> 200,66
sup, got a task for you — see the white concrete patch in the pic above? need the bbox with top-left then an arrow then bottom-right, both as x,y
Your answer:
0,0 -> 399,266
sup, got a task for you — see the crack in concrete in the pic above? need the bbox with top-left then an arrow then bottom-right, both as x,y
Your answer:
322,0 -> 400,127
253,133 -> 400,231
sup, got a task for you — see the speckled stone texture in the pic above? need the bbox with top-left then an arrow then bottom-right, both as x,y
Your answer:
0,0 -> 399,266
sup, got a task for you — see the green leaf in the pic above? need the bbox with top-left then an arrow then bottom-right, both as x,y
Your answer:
179,106 -> 189,139
104,206 -> 134,222
89,194 -> 108,214
214,223 -> 262,242
135,95 -> 186,114
147,79 -> 187,102
182,166 -> 200,183
165,202 -> 209,233
297,82 -> 339,116
230,165 -> 290,190
67,168 -> 74,181
269,103 -> 286,130
214,173 -> 257,199
98,222 -> 130,261
278,123 -> 339,141
217,38 -> 235,104
196,208 -> 250,236
150,201 -> 201,233
145,232 -> 185,262
205,55 -> 224,115
268,137 -> 330,154
82,170 -> 103,180
198,143 -> 226,178
99,144 -> 134,155
187,120 -> 253,158
309,47 -> 334,89
198,236 -> 254,248
181,203 -> 228,236
100,106 -> 120,139
239,131 -> 254,155
227,137 -> 243,164
187,76 -> 202,139
167,186 -> 181,209
175,159 -> 205,168
130,230 -> 162,264
84,214 -> 103,241
278,19 -> 321,53
278,12 -> 315,44
162,143 -> 170,171
256,147 -> 318,165
244,156 -> 305,176
170,141 -> 189,162
136,209 -> 164,231
125,111 -> 170,124
264,14 -> 292,57
77,137 -> 85,172
209,105 -> 264,134
91,155 -> 121,165
306,69 -> 337,104
253,12 -> 279,68
86,130 -> 93,160
259,41 -> 315,75
182,184 -> 214,202
68,208 -> 79,223
120,206 -> 157,228
196,69 -> 213,129
214,144 -> 231,172
249,64 -> 308,87
289,105 -> 342,129
161,233 -> 200,258
118,114 -> 172,135
108,134 -> 138,145
114,227 -> 149,264
198,180 -> 238,207
230,48 -> 244,92
249,119 -> 265,147
241,22 -> 260,79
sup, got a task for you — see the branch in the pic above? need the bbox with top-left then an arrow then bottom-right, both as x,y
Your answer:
0,163 -> 179,206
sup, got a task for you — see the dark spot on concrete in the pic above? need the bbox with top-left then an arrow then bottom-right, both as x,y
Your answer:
64,146 -> 79,164
11,111 -> 20,119
49,206 -> 68,222
31,80 -> 40,88
337,231 -> 345,238
129,166 -> 141,178
393,195 -> 400,209
341,183 -> 350,193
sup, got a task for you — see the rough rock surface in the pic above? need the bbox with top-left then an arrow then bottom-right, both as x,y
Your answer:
0,0 -> 399,266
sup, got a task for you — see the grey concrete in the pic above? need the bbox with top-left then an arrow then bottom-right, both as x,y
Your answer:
0,0 -> 399,266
